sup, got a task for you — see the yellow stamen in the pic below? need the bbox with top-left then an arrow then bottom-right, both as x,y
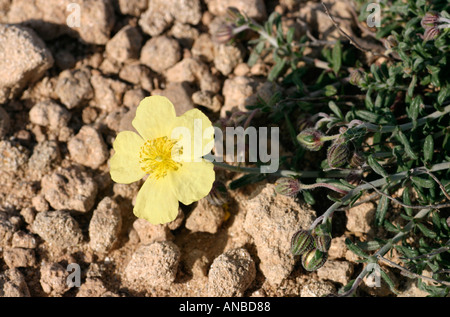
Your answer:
139,136 -> 182,179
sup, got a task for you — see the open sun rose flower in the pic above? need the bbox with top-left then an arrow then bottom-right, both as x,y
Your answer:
110,96 -> 215,224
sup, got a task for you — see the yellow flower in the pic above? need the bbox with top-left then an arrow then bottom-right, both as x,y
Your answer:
110,96 -> 215,224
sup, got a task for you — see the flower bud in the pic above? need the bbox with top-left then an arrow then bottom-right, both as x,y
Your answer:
301,248 -> 328,271
346,171 -> 362,186
349,151 -> 365,168
297,128 -> 325,151
423,26 -> 440,41
275,177 -> 301,197
206,181 -> 229,206
213,24 -> 234,44
327,138 -> 350,169
349,69 -> 366,86
314,233 -> 332,252
421,12 -> 440,28
291,229 -> 315,256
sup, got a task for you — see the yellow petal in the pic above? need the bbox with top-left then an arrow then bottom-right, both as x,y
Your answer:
132,96 -> 177,141
169,160 -> 215,205
134,176 -> 179,225
110,131 -> 146,184
170,108 -> 214,161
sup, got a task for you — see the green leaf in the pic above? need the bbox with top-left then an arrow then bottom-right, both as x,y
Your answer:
328,101 -> 343,119
411,176 -> 435,189
409,96 -> 422,128
396,130 -> 418,160
286,27 -> 295,44
437,86 -> 450,106
324,85 -> 337,96
268,59 -> 286,81
380,269 -> 400,295
407,75 -> 417,98
423,135 -> 434,163
332,40 -> 342,74
402,186 -> 413,216
416,223 -> 437,238
247,41 -> 265,67
375,194 -> 389,226
302,190 -> 315,205
367,155 -> 388,177
345,238 -> 369,258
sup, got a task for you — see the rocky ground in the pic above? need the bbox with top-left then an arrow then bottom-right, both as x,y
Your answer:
0,0 -> 428,297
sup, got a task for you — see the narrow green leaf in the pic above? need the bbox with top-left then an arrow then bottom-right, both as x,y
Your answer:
375,195 -> 389,226
396,130 -> 418,160
411,176 -> 435,189
302,190 -> 315,205
268,59 -> 286,81
416,223 -> 438,238
332,40 -> 342,74
345,238 -> 369,258
286,27 -> 295,44
380,269 -> 399,295
247,41 -> 265,67
437,85 -> 449,105
402,186 -> 412,216
324,85 -> 337,96
407,75 -> 417,98
423,135 -> 434,163
328,101 -> 343,119
367,155 -> 388,177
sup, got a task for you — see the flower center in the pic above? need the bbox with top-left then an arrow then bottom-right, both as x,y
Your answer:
139,136 -> 182,179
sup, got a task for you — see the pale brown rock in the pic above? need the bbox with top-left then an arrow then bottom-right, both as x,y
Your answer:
29,100 -> 71,131
3,248 -> 36,268
89,197 -> 122,253
0,24 -> 53,103
185,198 -> 225,234
152,82 -> 195,115
317,260 -> 354,285
207,0 -> 267,20
243,184 -> 316,285
55,67 -> 94,109
32,210 -> 83,249
140,36 -> 181,73
132,218 -> 173,244
346,201 -> 376,234
11,231 -> 37,249
0,269 -> 30,297
90,74 -> 128,113
125,241 -> 180,290
39,262 -> 70,296
208,248 -> 256,297
41,166 -> 98,213
68,126 -> 108,169
105,25 -> 143,64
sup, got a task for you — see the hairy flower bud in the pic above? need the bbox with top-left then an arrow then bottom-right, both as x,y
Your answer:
314,233 -> 332,252
301,248 -> 328,271
297,128 -> 325,151
291,229 -> 315,256
213,24 -> 234,44
423,26 -> 440,41
349,151 -> 365,168
206,181 -> 229,206
349,69 -> 366,86
421,12 -> 440,28
275,177 -> 301,197
327,138 -> 350,169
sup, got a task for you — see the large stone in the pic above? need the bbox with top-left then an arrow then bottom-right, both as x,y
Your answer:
243,184 -> 316,285
207,248 -> 256,297
41,166 -> 98,213
105,25 -> 143,64
0,24 -> 53,103
89,197 -> 122,253
207,0 -> 267,20
55,67 -> 94,109
125,241 -> 180,290
140,36 -> 181,73
7,0 -> 115,44
32,210 -> 83,249
0,269 -> 30,297
68,126 -> 109,170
